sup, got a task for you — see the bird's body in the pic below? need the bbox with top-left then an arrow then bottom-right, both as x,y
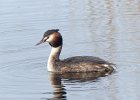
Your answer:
56,56 -> 114,73
36,29 -> 114,74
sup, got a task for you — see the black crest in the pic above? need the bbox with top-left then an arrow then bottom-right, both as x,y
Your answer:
43,29 -> 59,37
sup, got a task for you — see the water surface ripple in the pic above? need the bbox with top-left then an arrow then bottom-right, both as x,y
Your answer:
0,0 -> 140,100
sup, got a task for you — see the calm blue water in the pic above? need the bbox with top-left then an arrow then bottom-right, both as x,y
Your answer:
0,0 -> 140,100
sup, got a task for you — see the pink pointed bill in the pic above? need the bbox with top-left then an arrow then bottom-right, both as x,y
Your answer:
35,39 -> 43,46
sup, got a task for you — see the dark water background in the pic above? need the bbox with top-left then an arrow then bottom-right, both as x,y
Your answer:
0,0 -> 140,100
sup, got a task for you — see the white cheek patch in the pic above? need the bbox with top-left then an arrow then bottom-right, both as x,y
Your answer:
46,35 -> 54,42
43,37 -> 48,41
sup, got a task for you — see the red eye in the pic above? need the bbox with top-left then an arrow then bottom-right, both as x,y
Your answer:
43,36 -> 49,42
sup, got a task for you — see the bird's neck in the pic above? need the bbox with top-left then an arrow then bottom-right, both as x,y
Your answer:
47,45 -> 62,72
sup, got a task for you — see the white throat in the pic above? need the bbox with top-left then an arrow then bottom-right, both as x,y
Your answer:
47,46 -> 62,72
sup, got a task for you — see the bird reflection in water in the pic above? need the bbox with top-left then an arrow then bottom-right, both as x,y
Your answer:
46,71 -> 109,100
48,72 -> 67,100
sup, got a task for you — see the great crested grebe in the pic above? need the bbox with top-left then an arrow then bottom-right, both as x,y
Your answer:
36,29 -> 115,74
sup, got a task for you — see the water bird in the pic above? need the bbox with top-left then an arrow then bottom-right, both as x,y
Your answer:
36,29 -> 115,74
